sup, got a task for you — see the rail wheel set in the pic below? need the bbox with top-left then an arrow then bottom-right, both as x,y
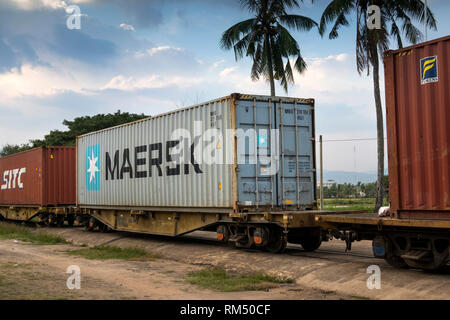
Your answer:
1,36 -> 449,271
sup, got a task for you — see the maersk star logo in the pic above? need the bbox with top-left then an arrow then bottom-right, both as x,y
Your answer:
85,144 -> 100,191
87,151 -> 99,182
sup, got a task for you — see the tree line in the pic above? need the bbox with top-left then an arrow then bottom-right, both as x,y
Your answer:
0,111 -> 148,158
318,175 -> 389,199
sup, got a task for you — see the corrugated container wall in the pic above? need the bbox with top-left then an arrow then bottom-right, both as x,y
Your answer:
0,147 -> 76,207
384,35 -> 450,219
77,93 -> 316,211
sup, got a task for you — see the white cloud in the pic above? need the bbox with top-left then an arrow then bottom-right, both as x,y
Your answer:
289,53 -> 384,122
134,46 -> 184,58
102,74 -> 204,91
212,59 -> 225,69
0,65 -> 75,98
0,64 -> 102,100
55,1 -> 68,9
120,23 -> 135,32
297,54 -> 370,97
8,0 -> 93,10
334,53 -> 348,62
219,66 -> 237,77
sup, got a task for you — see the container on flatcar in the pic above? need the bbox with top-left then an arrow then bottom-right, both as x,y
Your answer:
76,93 -> 316,212
384,35 -> 450,220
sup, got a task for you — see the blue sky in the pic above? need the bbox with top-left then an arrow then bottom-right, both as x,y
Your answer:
0,0 -> 449,173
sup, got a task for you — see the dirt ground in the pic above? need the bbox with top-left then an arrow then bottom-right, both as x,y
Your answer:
0,236 -> 351,300
1,225 -> 449,300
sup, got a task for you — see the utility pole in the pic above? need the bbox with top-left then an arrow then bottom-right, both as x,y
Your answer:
320,135 -> 324,211
424,0 -> 428,41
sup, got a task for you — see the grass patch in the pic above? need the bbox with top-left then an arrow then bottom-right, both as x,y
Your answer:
186,267 -> 294,292
65,245 -> 157,260
0,222 -> 67,245
321,198 -> 389,213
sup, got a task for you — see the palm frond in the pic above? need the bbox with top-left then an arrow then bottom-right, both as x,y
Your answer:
275,24 -> 300,56
272,35 -> 286,80
232,32 -> 254,61
240,0 -> 262,13
220,18 -> 256,50
390,20 -> 403,49
329,11 -> 349,39
400,0 -> 437,30
250,42 -> 264,81
294,55 -> 307,74
356,6 -> 369,75
402,17 -> 422,44
319,0 -> 354,36
279,14 -> 318,31
285,59 -> 295,83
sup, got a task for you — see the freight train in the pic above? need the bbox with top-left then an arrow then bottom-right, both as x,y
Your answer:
1,93 -> 325,254
0,36 -> 449,270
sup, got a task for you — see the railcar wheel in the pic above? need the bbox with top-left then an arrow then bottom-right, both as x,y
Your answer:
99,223 -> 111,233
56,216 -> 65,228
85,218 -> 96,231
265,227 -> 287,253
385,255 -> 408,269
300,235 -> 322,252
402,239 -> 449,271
67,215 -> 74,227
74,216 -> 84,227
47,214 -> 56,227
216,225 -> 229,242
383,237 -> 408,269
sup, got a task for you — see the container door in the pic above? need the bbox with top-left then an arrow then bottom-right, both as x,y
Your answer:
275,99 -> 315,207
235,98 -> 277,207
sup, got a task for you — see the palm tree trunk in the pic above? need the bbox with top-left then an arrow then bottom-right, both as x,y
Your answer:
370,44 -> 385,213
265,33 -> 276,96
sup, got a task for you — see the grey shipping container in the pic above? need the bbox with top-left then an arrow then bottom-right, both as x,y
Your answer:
76,93 -> 316,211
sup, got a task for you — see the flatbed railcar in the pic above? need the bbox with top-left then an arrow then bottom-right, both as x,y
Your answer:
75,93 -> 324,252
317,36 -> 450,270
316,213 -> 450,270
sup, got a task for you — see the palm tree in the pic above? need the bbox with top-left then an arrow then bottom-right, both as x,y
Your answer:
220,0 -> 317,96
319,0 -> 436,212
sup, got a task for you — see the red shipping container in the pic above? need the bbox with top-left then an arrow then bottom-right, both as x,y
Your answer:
384,35 -> 450,220
0,147 -> 76,207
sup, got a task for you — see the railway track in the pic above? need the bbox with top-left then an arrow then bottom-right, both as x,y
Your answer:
6,221 -> 450,271
61,225 -> 379,264
68,227 -> 450,271
179,232 -> 378,261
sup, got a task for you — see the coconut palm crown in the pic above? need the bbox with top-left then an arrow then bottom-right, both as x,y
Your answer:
220,0 -> 318,95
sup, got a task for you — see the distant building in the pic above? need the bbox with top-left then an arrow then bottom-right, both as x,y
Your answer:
318,180 -> 336,188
